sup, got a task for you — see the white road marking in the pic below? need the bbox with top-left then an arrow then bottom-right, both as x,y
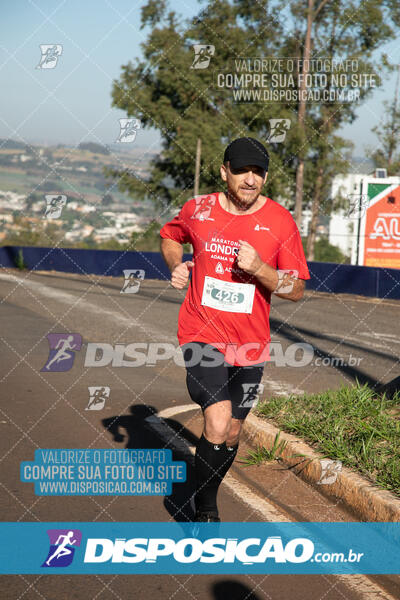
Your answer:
322,331 -> 400,353
0,275 -> 396,597
145,403 -> 398,600
0,272 -> 172,342
358,331 -> 400,345
157,405 -> 199,420
144,405 -> 291,522
262,377 -> 305,397
305,290 -> 400,308
360,332 -> 399,340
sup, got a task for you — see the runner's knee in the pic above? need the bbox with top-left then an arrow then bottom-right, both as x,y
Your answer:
204,417 -> 231,441
203,402 -> 232,441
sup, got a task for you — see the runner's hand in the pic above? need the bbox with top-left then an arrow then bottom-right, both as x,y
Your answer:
171,261 -> 194,289
237,240 -> 263,275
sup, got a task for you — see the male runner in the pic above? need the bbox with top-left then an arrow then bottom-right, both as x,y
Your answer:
160,137 -> 310,522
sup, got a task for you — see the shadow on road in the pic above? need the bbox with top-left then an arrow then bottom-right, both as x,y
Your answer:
101,404 -> 198,523
269,316 -> 396,388
212,581 -> 263,599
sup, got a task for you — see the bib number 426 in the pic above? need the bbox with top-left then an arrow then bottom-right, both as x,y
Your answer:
212,288 -> 244,305
201,276 -> 255,314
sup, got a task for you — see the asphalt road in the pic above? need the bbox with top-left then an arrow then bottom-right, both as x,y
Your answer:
0,269 -> 399,600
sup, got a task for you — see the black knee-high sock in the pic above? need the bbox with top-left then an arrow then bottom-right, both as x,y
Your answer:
194,434 -> 238,514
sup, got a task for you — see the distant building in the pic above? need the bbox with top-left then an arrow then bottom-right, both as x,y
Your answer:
65,225 -> 94,242
0,214 -> 13,223
329,170 -> 400,267
93,227 -> 119,242
0,190 -> 26,210
76,204 -> 96,214
298,209 -> 312,237
328,173 -> 366,257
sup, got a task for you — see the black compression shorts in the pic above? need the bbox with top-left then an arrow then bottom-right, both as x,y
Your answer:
182,341 -> 265,420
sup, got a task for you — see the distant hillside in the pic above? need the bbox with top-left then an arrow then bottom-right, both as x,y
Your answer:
78,142 -> 110,155
349,156 -> 375,174
0,139 -> 27,150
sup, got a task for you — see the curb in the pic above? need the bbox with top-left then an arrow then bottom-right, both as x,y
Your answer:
243,412 -> 400,522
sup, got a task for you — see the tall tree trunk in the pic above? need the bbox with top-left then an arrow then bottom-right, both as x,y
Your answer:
294,0 -> 314,230
306,167 -> 323,260
307,103 -> 334,260
194,137 -> 202,196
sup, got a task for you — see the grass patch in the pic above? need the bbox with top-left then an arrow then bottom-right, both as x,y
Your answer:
255,383 -> 400,497
241,432 -> 288,465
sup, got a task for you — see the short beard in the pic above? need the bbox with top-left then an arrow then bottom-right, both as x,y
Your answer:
226,187 -> 261,211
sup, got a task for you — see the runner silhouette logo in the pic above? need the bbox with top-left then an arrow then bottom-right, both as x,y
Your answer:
41,333 -> 82,372
42,529 -> 82,567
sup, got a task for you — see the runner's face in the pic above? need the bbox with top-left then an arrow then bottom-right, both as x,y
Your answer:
221,163 -> 267,207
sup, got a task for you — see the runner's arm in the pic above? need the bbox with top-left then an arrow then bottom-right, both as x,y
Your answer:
237,240 -> 305,301
160,238 -> 183,272
254,262 -> 305,301
160,238 -> 194,289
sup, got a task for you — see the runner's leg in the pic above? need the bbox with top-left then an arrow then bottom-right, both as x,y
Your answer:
195,401 -> 232,517
183,342 -> 234,518
221,362 -> 266,481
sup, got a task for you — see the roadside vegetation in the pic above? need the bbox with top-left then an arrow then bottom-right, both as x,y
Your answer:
254,383 -> 400,497
241,432 -> 288,465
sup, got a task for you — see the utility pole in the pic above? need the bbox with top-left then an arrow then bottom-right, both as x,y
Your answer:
194,137 -> 202,196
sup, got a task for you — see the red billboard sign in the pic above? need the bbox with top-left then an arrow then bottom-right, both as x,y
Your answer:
358,183 -> 400,269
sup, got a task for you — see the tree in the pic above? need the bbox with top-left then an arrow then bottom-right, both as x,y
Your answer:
4,220 -> 62,248
107,0 -> 400,261
291,0 -> 329,228
107,0 -> 291,211
127,220 -> 166,251
287,0 -> 400,233
305,127 -> 353,260
368,66 -> 400,176
313,237 -> 349,263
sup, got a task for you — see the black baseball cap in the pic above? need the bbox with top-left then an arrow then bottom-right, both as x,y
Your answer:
223,137 -> 269,171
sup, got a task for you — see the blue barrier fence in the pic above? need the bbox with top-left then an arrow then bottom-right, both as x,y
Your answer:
1,245 -> 399,300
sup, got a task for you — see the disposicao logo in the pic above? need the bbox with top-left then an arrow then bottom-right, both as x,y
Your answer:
83,536 -> 314,564
41,333 -> 82,372
42,529 -> 82,567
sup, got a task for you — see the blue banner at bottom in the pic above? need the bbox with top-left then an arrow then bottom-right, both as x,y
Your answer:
0,522 -> 399,574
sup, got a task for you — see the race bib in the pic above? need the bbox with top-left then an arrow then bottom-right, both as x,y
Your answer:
201,276 -> 255,313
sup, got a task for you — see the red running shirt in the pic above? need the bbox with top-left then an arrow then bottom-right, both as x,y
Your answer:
160,193 -> 310,366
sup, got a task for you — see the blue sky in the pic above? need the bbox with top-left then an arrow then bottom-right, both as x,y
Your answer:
0,0 -> 399,157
